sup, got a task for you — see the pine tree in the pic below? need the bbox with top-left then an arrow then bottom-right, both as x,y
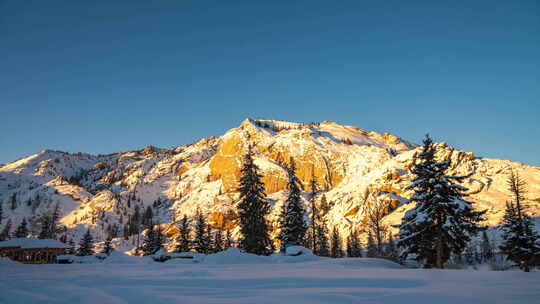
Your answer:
38,216 -> 51,239
224,229 -> 233,249
346,229 -> 362,257
330,226 -> 343,258
278,159 -> 308,249
236,147 -> 273,255
463,242 -> 477,265
362,189 -> 389,256
0,202 -> 3,225
0,219 -> 12,241
140,225 -> 165,256
384,234 -> 399,262
499,203 -> 539,272
37,204 -> 61,239
76,229 -> 94,256
309,172 -> 318,252
65,238 -> 75,254
480,231 -> 494,262
193,210 -> 211,254
10,193 -> 17,210
101,236 -> 114,255
173,215 -> 192,253
499,170 -> 540,272
142,206 -> 154,230
396,135 -> 486,268
14,218 -> 29,238
212,229 -> 224,253
315,221 -> 330,257
366,232 -> 378,258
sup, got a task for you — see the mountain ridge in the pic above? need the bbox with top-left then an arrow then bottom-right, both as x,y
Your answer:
1,118 -> 539,249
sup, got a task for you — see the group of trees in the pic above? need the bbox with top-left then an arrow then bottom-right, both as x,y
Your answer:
396,135 -> 539,271
235,146 -> 400,260
396,135 -> 486,269
0,135 -> 538,272
498,171 -> 539,272
0,202 -> 65,241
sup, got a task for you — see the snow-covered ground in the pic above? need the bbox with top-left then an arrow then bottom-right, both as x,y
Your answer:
1,251 -> 539,304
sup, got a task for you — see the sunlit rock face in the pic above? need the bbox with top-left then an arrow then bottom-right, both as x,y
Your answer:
1,118 -> 539,249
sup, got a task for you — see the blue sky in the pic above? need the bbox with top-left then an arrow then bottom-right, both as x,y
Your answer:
1,1 -> 539,166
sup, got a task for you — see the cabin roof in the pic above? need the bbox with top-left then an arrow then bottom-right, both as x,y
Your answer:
0,238 -> 71,249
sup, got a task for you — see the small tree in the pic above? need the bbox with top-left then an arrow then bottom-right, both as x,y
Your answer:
236,147 -> 273,255
278,159 -> 308,248
14,218 -> 29,238
101,236 -> 114,256
212,229 -> 224,253
0,219 -> 12,241
366,232 -> 378,258
309,173 -> 318,252
499,170 -> 540,272
480,231 -> 494,262
76,229 -> 94,256
330,226 -> 343,258
140,225 -> 165,256
173,215 -> 192,253
362,189 -> 390,256
383,234 -> 399,262
10,193 -> 17,210
193,210 -> 211,254
224,229 -> 233,249
346,229 -> 362,257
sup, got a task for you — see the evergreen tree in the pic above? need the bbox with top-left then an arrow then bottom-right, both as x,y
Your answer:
319,194 -> 330,215
212,229 -> 224,253
101,236 -> 114,256
480,231 -> 494,262
366,232 -> 378,258
59,233 -> 68,244
315,221 -> 330,257
38,216 -> 51,239
463,242 -> 477,265
224,229 -> 233,249
14,218 -> 29,238
140,225 -> 165,256
131,205 -> 142,235
37,204 -> 61,239
142,206 -> 154,230
499,203 -> 539,272
49,203 -> 61,238
330,226 -> 343,258
193,210 -> 211,254
309,173 -> 318,252
173,215 -> 192,253
0,202 -> 3,225
0,219 -> 12,241
236,147 -> 273,255
346,229 -> 362,257
66,238 -> 75,254
278,159 -> 308,248
10,193 -> 17,210
397,135 -> 485,268
76,229 -> 94,256
499,170 -> 540,272
384,234 -> 399,261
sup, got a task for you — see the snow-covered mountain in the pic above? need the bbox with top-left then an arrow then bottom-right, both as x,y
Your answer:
1,118 -> 539,248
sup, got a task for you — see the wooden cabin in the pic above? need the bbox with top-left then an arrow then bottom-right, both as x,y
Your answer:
0,238 -> 71,264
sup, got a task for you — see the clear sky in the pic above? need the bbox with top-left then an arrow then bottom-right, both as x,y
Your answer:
1,1 -> 539,166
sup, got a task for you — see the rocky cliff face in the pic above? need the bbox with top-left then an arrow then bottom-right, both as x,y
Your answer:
1,118 -> 539,248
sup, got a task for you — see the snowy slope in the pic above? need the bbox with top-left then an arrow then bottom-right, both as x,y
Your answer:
1,118 -> 539,249
1,254 -> 539,304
